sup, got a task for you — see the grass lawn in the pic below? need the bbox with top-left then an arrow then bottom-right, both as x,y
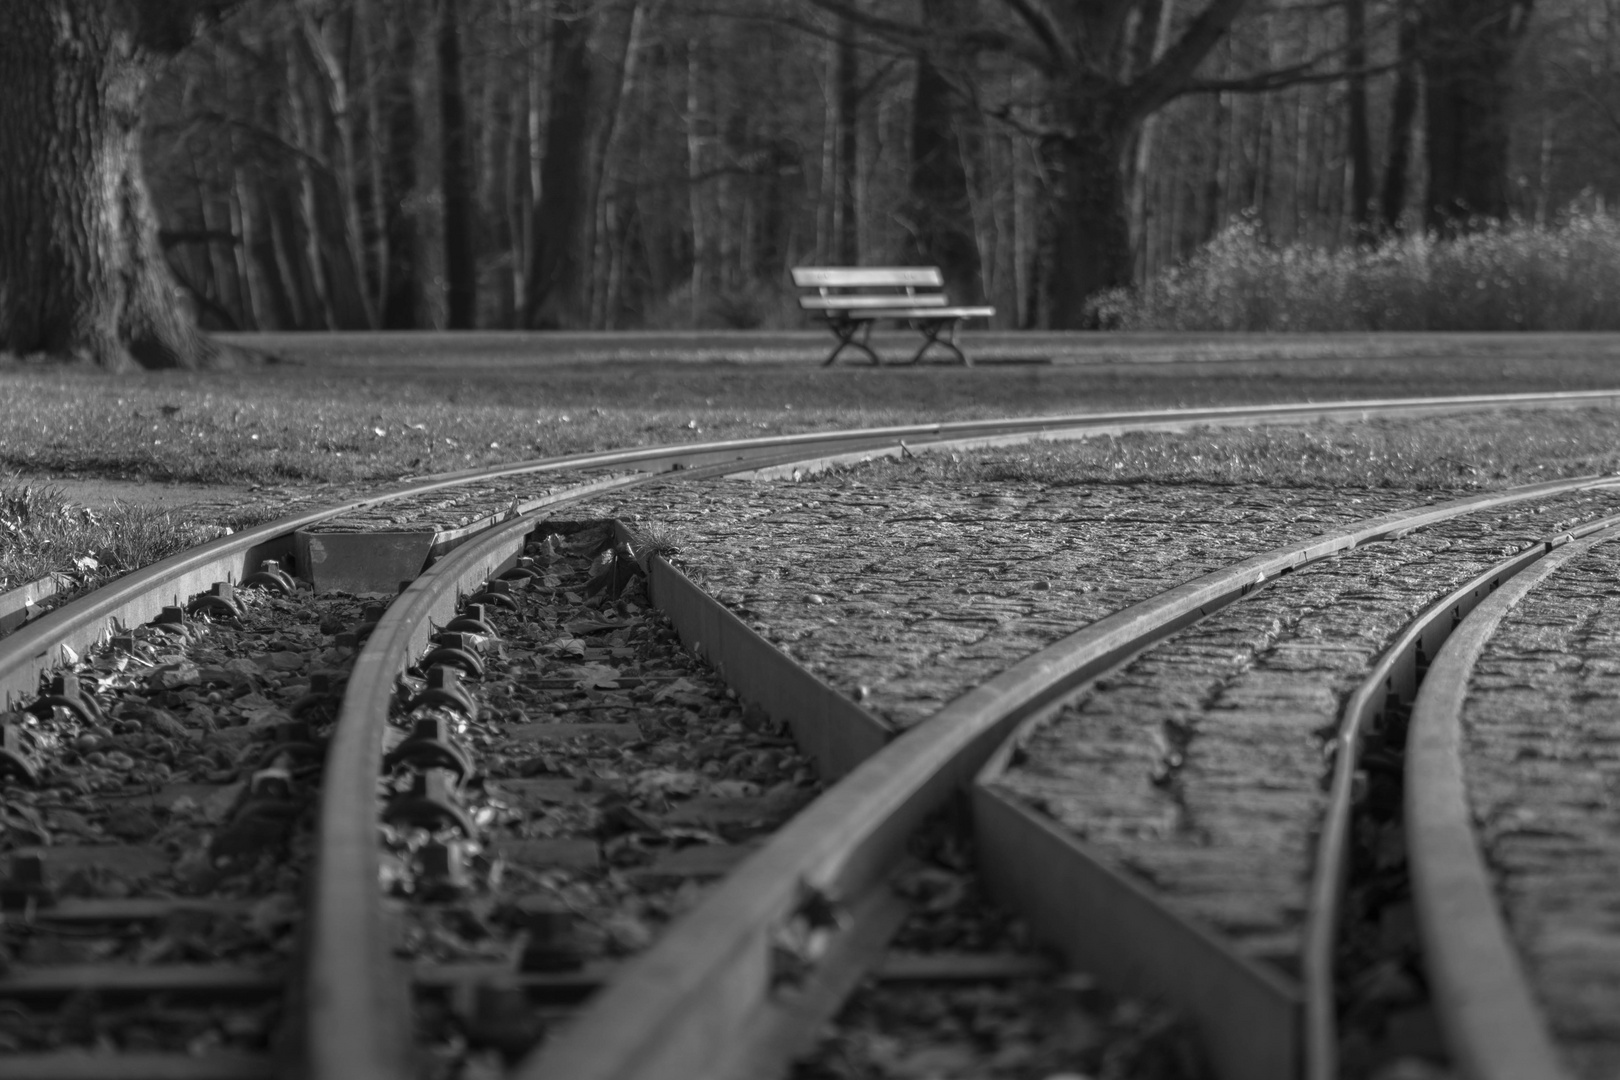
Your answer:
4,331 -> 1620,589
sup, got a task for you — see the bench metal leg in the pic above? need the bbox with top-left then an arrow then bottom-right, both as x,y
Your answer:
905,318 -> 971,366
823,318 -> 882,366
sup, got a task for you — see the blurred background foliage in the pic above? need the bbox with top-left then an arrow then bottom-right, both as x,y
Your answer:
141,0 -> 1620,333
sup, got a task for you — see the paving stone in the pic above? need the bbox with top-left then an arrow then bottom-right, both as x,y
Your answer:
1460,538 -> 1620,1080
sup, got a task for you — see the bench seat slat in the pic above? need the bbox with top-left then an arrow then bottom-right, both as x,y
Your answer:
799,294 -> 950,311
811,305 -> 996,320
791,266 -> 943,288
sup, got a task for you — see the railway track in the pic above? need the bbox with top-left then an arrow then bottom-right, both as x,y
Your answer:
2,390 -> 1620,1079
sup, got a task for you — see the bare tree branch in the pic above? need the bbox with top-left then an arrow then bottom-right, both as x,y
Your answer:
1124,0 -> 1251,121
996,0 -> 1076,71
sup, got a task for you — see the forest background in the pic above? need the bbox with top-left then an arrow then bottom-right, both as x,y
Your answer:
140,0 -> 1613,336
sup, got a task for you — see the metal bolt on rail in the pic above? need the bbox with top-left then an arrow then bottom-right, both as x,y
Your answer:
187,580 -> 242,619
0,721 -> 42,784
384,715 -> 474,780
384,767 -> 477,837
419,642 -> 485,681
28,672 -> 101,725
243,559 -> 297,594
407,666 -> 479,719
444,603 -> 498,636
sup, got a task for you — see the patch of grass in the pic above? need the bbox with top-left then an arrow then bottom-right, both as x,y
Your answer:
1097,210 -> 1620,331
853,407 -> 1620,492
0,478 -> 275,592
4,341 -> 1620,487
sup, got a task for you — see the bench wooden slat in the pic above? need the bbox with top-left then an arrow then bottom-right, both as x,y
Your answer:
791,266 -> 943,288
799,294 -> 951,311
810,305 -> 996,321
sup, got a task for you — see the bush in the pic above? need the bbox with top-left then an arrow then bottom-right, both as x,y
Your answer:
1095,209 -> 1620,331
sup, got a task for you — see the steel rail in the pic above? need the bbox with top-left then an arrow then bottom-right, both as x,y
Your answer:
520,475 -> 1620,1080
305,462 -> 898,1080
1302,511 -> 1620,1080
8,388 -> 1620,663
1404,534 -> 1614,1080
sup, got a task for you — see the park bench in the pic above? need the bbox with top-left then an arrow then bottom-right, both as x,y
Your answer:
792,266 -> 995,367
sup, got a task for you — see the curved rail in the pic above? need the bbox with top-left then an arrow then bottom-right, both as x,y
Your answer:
520,476 -> 1619,1080
9,387 -> 1620,652
1303,512 -> 1620,1080
1404,536 -> 1610,1080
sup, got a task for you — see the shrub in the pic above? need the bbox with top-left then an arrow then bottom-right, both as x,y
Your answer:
1096,209 -> 1620,331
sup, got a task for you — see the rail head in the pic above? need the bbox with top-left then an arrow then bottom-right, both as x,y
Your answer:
513,476 -> 1617,1080
1404,535 -> 1609,1080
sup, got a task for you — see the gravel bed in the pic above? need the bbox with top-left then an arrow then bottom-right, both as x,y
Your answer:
0,575 -> 367,1057
568,460 -> 1461,729
380,522 -> 822,1077
1461,536 -> 1620,1080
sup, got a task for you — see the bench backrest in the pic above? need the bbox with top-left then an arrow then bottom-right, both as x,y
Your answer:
792,266 -> 944,290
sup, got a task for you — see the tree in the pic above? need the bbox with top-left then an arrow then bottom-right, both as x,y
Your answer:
523,0 -> 594,329
0,0 -> 246,368
812,0 -> 1250,327
1420,0 -> 1535,230
905,0 -> 985,303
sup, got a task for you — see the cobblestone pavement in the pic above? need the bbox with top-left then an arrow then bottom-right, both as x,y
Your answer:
1461,538 -> 1620,1080
987,486 -> 1620,975
571,464 -> 1463,728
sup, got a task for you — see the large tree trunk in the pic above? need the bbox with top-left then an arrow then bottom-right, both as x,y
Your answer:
523,0 -> 593,329
1380,0 -> 1420,230
1421,0 -> 1531,231
1036,88 -> 1135,329
379,7 -> 420,330
1344,0 -> 1374,238
0,1 -> 221,368
906,0 -> 984,305
438,0 -> 476,329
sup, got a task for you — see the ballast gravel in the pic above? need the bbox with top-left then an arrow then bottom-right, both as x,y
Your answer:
1461,536 -> 1620,1080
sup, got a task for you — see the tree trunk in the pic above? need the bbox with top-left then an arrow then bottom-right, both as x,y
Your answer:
1344,0 -> 1373,237
438,0 -> 476,329
0,1 -> 221,368
906,0 -> 984,304
380,7 -> 420,329
1421,0 -> 1531,231
1036,89 -> 1134,329
524,0 -> 593,329
1380,0 -> 1420,229
834,12 -> 860,266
